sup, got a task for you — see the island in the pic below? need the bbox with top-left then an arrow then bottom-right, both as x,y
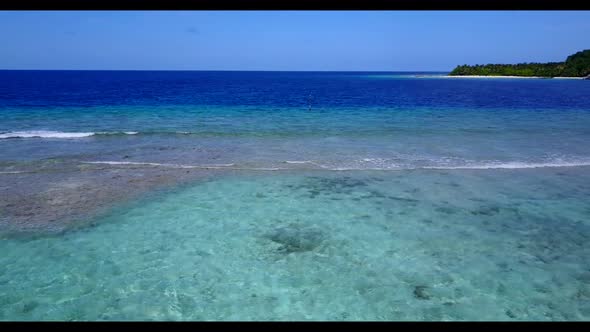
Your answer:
449,49 -> 590,78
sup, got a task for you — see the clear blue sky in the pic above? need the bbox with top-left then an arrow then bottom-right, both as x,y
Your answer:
0,11 -> 589,71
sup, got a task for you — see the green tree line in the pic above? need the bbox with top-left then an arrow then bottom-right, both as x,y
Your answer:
449,50 -> 590,77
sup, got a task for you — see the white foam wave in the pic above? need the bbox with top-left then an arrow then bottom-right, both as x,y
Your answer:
95,131 -> 140,136
0,130 -> 144,139
82,159 -> 590,172
322,157 -> 590,171
314,158 -> 590,171
0,131 -> 95,139
284,160 -> 329,168
422,161 -> 590,170
206,163 -> 236,167
285,160 -> 313,164
84,161 -> 165,166
82,161 -> 280,171
328,167 -> 401,171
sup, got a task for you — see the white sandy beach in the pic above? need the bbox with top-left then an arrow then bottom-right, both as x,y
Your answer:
438,75 -> 584,79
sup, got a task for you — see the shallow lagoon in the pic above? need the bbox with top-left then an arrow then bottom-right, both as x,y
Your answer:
1,168 -> 589,321
2,71 -> 590,320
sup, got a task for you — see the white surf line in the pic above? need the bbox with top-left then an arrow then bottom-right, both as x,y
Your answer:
83,160 -> 590,172
82,161 -> 283,171
300,161 -> 590,171
285,160 -> 313,164
284,160 -> 331,169
0,131 -> 145,139
0,131 -> 96,139
0,169 -> 57,174
328,167 -> 403,171
329,162 -> 590,170
95,131 -> 140,135
422,162 -> 590,170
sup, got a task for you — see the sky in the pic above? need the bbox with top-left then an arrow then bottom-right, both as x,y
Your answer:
0,11 -> 589,71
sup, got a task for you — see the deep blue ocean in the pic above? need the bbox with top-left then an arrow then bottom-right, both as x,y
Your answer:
1,70 -> 588,109
1,71 -> 590,320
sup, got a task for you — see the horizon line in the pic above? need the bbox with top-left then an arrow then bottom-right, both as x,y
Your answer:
0,69 -> 452,73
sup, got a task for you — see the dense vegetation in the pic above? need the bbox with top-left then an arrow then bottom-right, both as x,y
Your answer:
449,49 -> 590,77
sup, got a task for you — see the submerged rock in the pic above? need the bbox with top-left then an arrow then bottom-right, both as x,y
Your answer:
413,285 -> 432,300
471,205 -> 501,216
289,176 -> 370,197
388,196 -> 419,203
0,163 -> 217,236
265,223 -> 325,254
435,206 -> 458,215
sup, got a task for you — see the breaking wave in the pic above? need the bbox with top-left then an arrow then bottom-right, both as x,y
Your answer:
0,131 -> 141,139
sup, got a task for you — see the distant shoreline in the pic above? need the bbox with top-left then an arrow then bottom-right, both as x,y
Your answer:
448,50 -> 589,79
410,74 -> 584,80
443,75 -> 584,80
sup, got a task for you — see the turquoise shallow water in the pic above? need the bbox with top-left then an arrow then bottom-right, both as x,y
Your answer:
2,168 -> 589,321
2,71 -> 590,320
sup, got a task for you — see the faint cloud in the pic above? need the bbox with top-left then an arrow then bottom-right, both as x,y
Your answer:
542,21 -> 590,33
186,27 -> 200,35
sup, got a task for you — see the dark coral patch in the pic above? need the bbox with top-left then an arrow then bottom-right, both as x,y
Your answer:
265,223 -> 326,254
